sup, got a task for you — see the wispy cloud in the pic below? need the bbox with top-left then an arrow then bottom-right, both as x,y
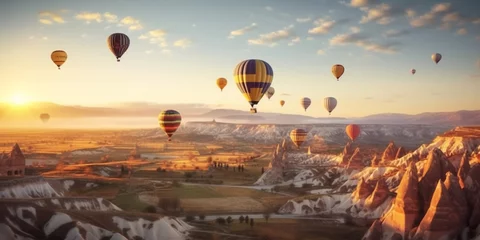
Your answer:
173,38 -> 192,49
280,93 -> 291,96
104,12 -> 118,23
296,17 -> 312,23
38,11 -> 66,25
75,12 -> 103,23
330,27 -> 399,54
308,18 -> 349,35
145,50 -> 153,55
382,29 -> 410,38
247,25 -> 296,47
138,29 -> 168,47
317,49 -> 326,55
265,6 -> 273,11
350,0 -> 377,7
228,23 -> 257,39
358,3 -> 402,25
407,3 -> 451,28
288,37 -> 300,46
119,16 -> 143,30
456,28 -> 467,35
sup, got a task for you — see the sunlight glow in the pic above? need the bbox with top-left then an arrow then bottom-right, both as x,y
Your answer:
9,94 -> 29,105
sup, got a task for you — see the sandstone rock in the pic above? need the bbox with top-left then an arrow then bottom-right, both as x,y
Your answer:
362,219 -> 383,240
341,142 -> 354,165
444,172 -> 468,226
457,151 -> 471,189
352,177 -> 373,201
365,177 -> 390,210
396,147 -> 407,159
412,180 -> 461,240
347,147 -> 364,170
381,141 -> 398,165
371,154 -> 380,167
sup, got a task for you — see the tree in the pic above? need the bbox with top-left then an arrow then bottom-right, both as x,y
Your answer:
263,212 -> 271,223
261,167 -> 265,174
144,205 -> 157,213
226,216 -> 233,224
216,217 -> 226,225
185,215 -> 196,222
250,218 -> 254,228
198,214 -> 206,221
239,215 -> 245,223
245,216 -> 249,224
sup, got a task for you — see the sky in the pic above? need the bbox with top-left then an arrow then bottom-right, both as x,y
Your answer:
0,0 -> 479,118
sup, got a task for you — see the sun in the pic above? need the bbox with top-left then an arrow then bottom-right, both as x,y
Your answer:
9,94 -> 29,105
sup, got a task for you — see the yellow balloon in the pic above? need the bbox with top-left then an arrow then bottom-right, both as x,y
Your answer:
216,78 -> 227,91
51,50 -> 68,70
280,100 -> 285,107
331,64 -> 345,81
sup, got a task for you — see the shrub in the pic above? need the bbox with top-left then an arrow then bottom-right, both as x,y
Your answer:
144,205 -> 157,213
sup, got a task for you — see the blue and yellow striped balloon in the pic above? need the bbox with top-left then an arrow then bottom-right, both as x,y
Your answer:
233,59 -> 274,111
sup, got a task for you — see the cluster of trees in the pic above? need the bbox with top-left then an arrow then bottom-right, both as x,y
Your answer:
211,161 -> 245,172
239,215 -> 255,227
158,197 -> 181,213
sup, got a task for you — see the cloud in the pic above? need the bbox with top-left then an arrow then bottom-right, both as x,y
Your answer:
359,3 -> 401,25
104,12 -> 118,23
308,18 -> 336,34
228,23 -> 257,39
407,3 -> 452,28
350,0 -> 377,7
119,16 -> 143,30
247,25 -> 296,47
288,37 -> 300,46
280,93 -> 291,96
382,29 -> 410,38
265,6 -> 273,11
145,50 -> 153,54
75,12 -> 102,23
456,28 -> 467,35
161,49 -> 172,54
173,38 -> 192,49
317,49 -> 326,55
38,11 -> 65,24
42,36 -> 48,40
330,27 -> 398,54
138,29 -> 168,47
296,17 -> 312,23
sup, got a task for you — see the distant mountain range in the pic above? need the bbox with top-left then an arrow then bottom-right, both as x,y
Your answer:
0,102 -> 479,126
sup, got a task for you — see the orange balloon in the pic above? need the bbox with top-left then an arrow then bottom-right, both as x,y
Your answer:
280,100 -> 285,107
345,124 -> 360,141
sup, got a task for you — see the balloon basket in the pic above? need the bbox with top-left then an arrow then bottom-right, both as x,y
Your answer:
250,108 -> 257,113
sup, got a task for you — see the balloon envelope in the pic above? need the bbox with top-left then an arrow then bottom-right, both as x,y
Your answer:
411,69 -> 416,75
280,100 -> 285,107
216,78 -> 228,91
107,33 -> 130,62
324,97 -> 337,115
233,59 -> 274,112
158,110 -> 182,141
290,128 -> 307,148
331,64 -> 345,80
51,50 -> 67,70
345,124 -> 361,141
40,113 -> 50,123
266,87 -> 275,100
431,53 -> 442,64
301,97 -> 311,112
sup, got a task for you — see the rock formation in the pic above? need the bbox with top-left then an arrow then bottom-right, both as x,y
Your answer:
352,177 -> 373,201
365,178 -> 390,210
347,147 -> 364,170
396,147 -> 407,159
341,142 -> 354,165
457,151 -> 471,189
370,154 -> 380,167
412,180 -> 461,239
362,220 -> 383,240
443,172 -> 468,225
464,163 -> 480,208
364,161 -> 420,239
381,141 -> 398,165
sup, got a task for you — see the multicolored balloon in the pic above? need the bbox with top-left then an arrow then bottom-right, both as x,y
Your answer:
324,97 -> 337,115
266,87 -> 275,100
107,33 -> 130,62
216,78 -> 228,91
331,64 -> 345,81
233,59 -> 274,113
280,100 -> 285,107
411,69 -> 416,75
345,124 -> 361,141
301,97 -> 311,112
40,113 -> 50,123
290,128 -> 307,149
158,110 -> 182,141
51,50 -> 67,70
431,53 -> 442,64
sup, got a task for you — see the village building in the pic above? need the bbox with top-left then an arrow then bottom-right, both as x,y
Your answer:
0,143 -> 26,176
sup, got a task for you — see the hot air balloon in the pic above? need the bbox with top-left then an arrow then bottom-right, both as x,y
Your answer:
158,110 -> 182,141
266,87 -> 275,100
301,97 -> 311,112
345,124 -> 361,141
40,113 -> 50,123
411,69 -> 416,75
107,33 -> 130,62
290,128 -> 307,149
432,53 -> 442,64
233,59 -> 274,113
280,100 -> 285,107
324,97 -> 337,115
51,50 -> 67,70
216,78 -> 228,91
331,64 -> 345,81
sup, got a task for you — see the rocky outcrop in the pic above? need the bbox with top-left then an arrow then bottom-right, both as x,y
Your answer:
375,161 -> 420,239
458,151 -> 471,189
341,142 -> 354,165
396,147 -> 406,159
412,180 -> 461,239
381,142 -> 398,165
370,154 -> 380,167
443,172 -> 468,225
464,163 -> 480,208
362,220 -> 383,240
418,148 -> 456,211
365,178 -> 390,210
352,178 -> 373,201
347,147 -> 364,170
